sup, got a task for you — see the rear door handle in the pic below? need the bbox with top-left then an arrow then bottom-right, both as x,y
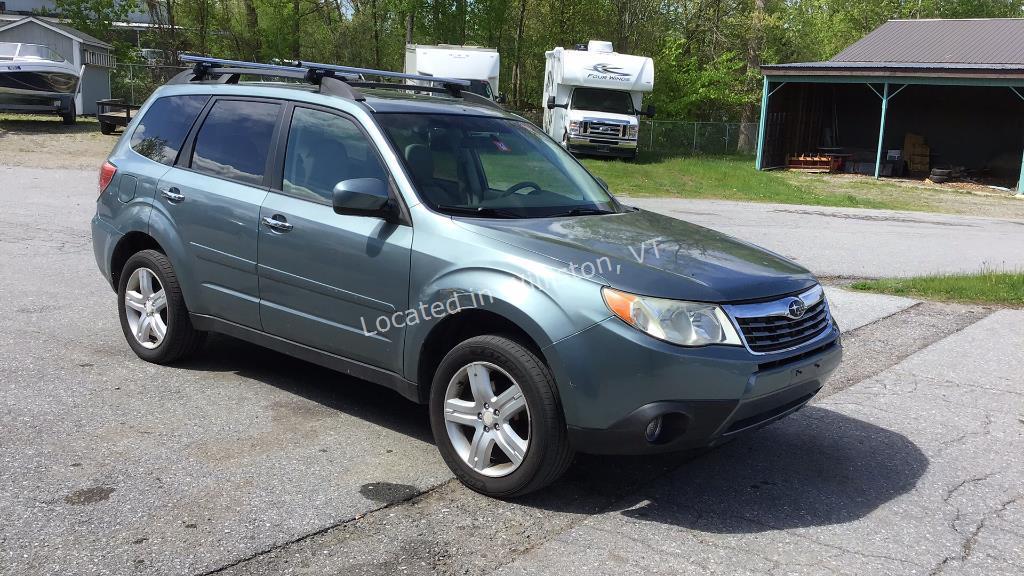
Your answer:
262,216 -> 294,232
160,187 -> 185,203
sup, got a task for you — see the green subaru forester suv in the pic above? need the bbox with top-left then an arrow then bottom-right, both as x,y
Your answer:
92,56 -> 841,497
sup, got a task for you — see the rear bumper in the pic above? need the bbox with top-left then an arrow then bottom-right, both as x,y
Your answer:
548,317 -> 842,455
91,215 -> 120,289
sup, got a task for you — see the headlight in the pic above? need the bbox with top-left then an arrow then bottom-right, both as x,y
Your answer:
627,125 -> 639,139
568,121 -> 581,135
602,287 -> 742,347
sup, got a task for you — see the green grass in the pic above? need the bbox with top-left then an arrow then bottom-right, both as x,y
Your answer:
851,272 -> 1024,307
581,155 -> 925,211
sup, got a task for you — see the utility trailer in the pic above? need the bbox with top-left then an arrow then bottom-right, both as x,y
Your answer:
95,98 -> 139,134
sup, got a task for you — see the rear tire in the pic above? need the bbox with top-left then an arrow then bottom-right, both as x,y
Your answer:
117,249 -> 205,364
429,335 -> 573,498
100,121 -> 115,135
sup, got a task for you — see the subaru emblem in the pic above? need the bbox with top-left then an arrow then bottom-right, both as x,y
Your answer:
787,298 -> 806,319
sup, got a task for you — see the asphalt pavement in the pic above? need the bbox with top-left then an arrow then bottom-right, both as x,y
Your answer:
1,166 -> 1021,575
631,197 -> 1024,278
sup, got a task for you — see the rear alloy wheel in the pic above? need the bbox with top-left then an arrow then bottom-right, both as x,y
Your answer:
430,335 -> 573,498
117,249 -> 205,364
123,267 -> 168,350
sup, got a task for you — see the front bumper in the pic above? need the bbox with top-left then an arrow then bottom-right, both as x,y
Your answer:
567,136 -> 638,158
547,316 -> 842,455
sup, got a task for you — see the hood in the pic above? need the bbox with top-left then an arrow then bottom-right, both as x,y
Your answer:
567,109 -> 638,125
454,209 -> 816,303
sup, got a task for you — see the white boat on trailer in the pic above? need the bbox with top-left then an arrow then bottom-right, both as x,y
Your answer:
0,42 -> 81,124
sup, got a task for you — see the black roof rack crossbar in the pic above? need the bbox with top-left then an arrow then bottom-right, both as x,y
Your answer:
173,55 -> 501,108
283,57 -> 471,87
178,54 -> 469,92
347,81 -> 448,93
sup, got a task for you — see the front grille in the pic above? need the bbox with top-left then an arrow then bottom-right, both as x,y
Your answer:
734,296 -> 830,353
582,121 -> 625,138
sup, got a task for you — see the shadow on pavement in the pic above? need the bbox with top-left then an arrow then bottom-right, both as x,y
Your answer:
175,336 -> 927,534
527,405 -> 929,532
175,334 -> 434,444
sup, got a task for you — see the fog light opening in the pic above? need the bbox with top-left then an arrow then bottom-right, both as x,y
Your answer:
645,416 -> 664,443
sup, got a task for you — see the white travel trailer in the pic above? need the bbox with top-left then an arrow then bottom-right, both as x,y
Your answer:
405,44 -> 501,101
543,41 -> 654,159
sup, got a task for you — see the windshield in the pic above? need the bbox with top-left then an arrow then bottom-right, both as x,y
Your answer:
0,43 -> 64,62
376,113 -> 621,218
570,88 -> 634,115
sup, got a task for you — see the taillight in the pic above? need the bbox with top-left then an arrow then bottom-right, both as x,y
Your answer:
98,161 -> 117,196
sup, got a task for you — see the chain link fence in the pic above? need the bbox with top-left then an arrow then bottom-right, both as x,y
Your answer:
512,110 -> 757,157
638,120 -> 758,155
112,63 -> 188,105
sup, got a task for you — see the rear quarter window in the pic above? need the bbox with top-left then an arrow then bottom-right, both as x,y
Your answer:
130,95 -> 210,165
190,100 -> 281,186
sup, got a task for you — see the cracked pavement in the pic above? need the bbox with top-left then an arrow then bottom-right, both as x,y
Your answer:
1,166 -> 1022,575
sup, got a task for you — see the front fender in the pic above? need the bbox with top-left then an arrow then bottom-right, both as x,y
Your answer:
402,262 -> 611,391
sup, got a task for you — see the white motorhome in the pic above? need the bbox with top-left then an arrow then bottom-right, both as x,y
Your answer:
543,41 -> 654,159
405,44 -> 500,101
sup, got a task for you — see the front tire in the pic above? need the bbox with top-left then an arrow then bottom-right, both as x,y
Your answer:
429,335 -> 573,498
117,249 -> 204,364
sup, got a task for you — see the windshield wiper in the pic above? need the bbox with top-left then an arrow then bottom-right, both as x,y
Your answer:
546,207 -> 617,218
435,205 -> 522,219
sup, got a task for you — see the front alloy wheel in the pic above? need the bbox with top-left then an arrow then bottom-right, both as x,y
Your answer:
430,335 -> 574,498
443,361 -> 530,477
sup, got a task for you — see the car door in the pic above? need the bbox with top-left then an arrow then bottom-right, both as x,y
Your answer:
257,104 -> 412,371
154,97 -> 283,329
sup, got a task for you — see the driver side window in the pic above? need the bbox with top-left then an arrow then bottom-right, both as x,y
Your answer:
282,107 -> 387,204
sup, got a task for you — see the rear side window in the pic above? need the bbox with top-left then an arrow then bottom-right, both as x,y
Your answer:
191,100 -> 280,186
130,95 -> 210,165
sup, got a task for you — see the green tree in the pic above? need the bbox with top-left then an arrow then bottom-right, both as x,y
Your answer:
54,0 -> 137,42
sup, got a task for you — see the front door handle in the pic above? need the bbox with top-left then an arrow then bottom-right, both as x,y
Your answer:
160,187 -> 185,203
262,215 -> 294,232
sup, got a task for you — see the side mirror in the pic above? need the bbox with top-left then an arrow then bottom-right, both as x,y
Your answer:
644,104 -> 656,118
332,178 -> 395,221
595,176 -> 609,191
546,96 -> 567,110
